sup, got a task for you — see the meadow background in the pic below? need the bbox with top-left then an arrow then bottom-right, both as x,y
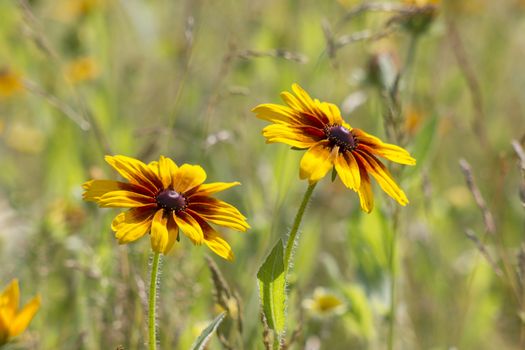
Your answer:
1,0 -> 525,349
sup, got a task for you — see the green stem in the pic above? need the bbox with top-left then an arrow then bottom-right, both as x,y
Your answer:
387,230 -> 396,350
284,183 -> 317,272
149,252 -> 161,350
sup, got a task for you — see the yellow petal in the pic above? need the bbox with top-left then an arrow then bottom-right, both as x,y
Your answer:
188,196 -> 249,231
357,166 -> 374,213
252,104 -> 303,124
174,211 -> 204,244
316,100 -> 344,125
291,83 -> 318,115
189,196 -> 248,221
158,156 -> 178,189
112,208 -> 155,243
355,151 -> 409,206
105,155 -> 161,191
280,91 -> 304,112
172,164 -> 207,194
354,129 -> 416,165
199,219 -> 234,261
163,214 -> 180,254
150,209 -> 170,254
82,180 -> 154,201
299,141 -> 335,183
0,316 -> 8,345
0,280 -> 19,318
97,191 -> 155,208
334,151 -> 361,190
190,182 -> 240,196
9,295 -> 40,338
187,208 -> 248,232
262,124 -> 319,148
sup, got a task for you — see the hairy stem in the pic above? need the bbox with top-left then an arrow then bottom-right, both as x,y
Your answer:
284,183 -> 317,272
149,252 -> 161,350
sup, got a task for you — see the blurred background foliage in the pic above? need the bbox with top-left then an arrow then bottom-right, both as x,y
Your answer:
1,0 -> 525,349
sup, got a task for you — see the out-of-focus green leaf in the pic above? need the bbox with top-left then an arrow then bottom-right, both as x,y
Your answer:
342,285 -> 375,341
257,239 -> 286,335
408,112 -> 438,174
190,312 -> 226,350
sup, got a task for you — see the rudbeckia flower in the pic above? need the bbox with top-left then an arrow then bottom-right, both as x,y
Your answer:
0,279 -> 41,346
83,155 -> 249,260
252,84 -> 416,213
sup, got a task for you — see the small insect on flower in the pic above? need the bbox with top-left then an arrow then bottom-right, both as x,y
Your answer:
0,279 -> 41,346
83,155 -> 249,260
252,84 -> 416,213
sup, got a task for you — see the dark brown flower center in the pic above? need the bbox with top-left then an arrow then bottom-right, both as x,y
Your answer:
325,124 -> 357,151
156,189 -> 187,212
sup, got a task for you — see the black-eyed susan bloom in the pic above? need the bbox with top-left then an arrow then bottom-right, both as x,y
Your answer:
83,155 -> 249,260
0,279 -> 40,346
252,84 -> 416,213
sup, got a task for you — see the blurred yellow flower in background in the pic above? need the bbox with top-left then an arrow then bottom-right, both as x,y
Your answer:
0,279 -> 40,346
404,106 -> 425,136
83,155 -> 249,260
55,0 -> 106,21
0,68 -> 23,98
252,84 -> 415,213
404,0 -> 440,6
65,57 -> 99,84
302,287 -> 346,318
4,122 -> 46,154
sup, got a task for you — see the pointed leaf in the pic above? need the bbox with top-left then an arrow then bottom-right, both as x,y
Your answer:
190,312 -> 226,350
257,239 -> 286,335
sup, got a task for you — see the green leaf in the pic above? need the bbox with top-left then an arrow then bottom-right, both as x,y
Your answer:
408,112 -> 438,174
190,312 -> 226,350
257,239 -> 286,335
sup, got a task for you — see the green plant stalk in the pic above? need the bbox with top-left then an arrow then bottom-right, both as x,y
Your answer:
387,226 -> 398,350
149,252 -> 161,350
284,183 -> 317,272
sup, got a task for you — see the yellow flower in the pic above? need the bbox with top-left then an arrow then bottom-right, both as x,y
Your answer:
0,279 -> 41,346
65,57 -> 99,84
0,68 -> 23,98
83,155 -> 249,260
302,287 -> 346,317
252,84 -> 416,213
